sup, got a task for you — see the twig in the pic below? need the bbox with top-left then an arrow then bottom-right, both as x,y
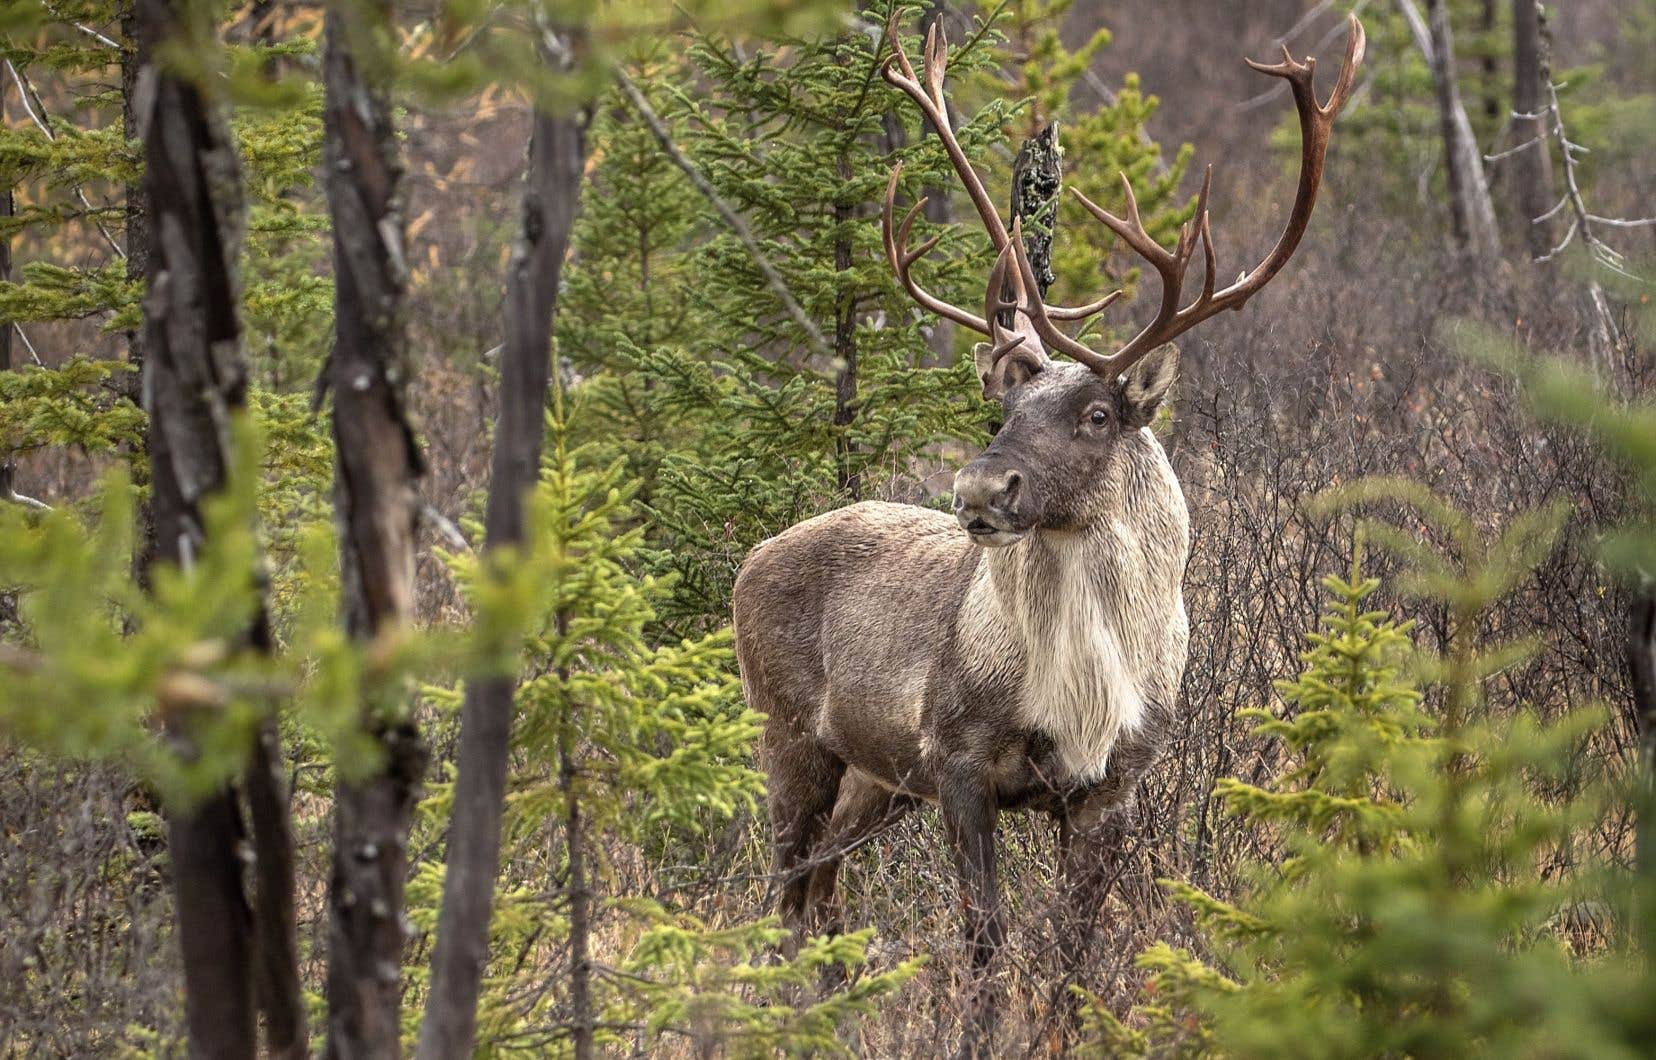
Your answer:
3,489 -> 52,511
1504,71 -> 1641,378
419,501 -> 472,553
613,67 -> 833,364
13,324 -> 44,367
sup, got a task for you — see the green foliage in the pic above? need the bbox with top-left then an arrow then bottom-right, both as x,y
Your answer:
0,354 -> 142,460
1085,494 -> 1653,1059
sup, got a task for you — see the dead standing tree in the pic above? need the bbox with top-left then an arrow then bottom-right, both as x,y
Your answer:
417,29 -> 592,1060
320,0 -> 428,1055
134,0 -> 305,1054
1397,0 -> 1502,269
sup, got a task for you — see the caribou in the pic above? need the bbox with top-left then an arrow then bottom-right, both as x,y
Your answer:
732,11 -> 1365,1047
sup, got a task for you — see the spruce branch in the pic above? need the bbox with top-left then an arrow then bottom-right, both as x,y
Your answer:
3,59 -> 126,261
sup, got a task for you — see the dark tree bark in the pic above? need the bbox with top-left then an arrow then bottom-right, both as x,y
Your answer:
559,628 -> 594,1060
1510,0 -> 1555,259
1632,581 -> 1656,960
1008,122 -> 1061,311
120,0 -> 150,392
832,149 -> 859,500
3,27 -> 18,636
137,2 -> 254,1054
2,70 -> 13,508
120,0 -> 158,579
416,74 -> 591,1060
1633,588 -> 1656,866
321,2 -> 427,1056
247,701 -> 310,1060
1478,0 -> 1500,127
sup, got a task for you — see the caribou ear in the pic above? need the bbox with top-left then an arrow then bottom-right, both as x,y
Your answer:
1119,345 -> 1179,428
973,342 -> 1046,400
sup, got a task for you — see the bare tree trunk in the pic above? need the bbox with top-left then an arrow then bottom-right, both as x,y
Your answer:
119,0 -> 158,578
321,2 -> 427,1055
2,69 -> 13,509
133,1 -> 289,1055
247,700 -> 310,1060
1510,0 -> 1554,259
833,149 -> 859,500
135,6 -> 308,1053
918,0 -> 955,362
416,59 -> 591,1059
1631,580 -> 1656,958
559,657 -> 594,1060
1403,0 -> 1502,265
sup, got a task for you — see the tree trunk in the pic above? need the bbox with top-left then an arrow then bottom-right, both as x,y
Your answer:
1510,0 -> 1555,259
1420,0 -> 1502,265
560,667 -> 594,1060
2,68 -> 13,507
1478,0 -> 1500,128
321,2 -> 428,1055
119,0 -> 159,581
120,0 -> 150,394
1009,122 -> 1062,310
137,0 -> 255,1050
1630,581 -> 1656,959
416,70 -> 591,1060
832,149 -> 859,500
247,699 -> 310,1060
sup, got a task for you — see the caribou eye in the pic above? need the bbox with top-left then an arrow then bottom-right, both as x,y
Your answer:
1089,407 -> 1109,427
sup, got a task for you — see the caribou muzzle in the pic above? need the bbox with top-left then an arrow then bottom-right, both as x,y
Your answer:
953,455 -> 1038,546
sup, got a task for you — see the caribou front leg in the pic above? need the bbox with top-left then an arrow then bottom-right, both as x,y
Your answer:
1049,730 -> 1160,1042
940,761 -> 1003,1059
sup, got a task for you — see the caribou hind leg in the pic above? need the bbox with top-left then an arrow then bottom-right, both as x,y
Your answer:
804,772 -> 915,939
761,720 -> 845,954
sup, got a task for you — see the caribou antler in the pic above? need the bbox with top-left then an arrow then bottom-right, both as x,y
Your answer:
880,12 -> 1118,340
1015,14 -> 1367,379
883,11 -> 1366,383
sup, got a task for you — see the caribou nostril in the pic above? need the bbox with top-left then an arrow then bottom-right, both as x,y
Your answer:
999,471 -> 1023,504
952,494 -> 965,512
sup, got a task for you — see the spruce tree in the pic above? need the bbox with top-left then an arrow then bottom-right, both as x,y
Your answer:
1086,487 -> 1655,1059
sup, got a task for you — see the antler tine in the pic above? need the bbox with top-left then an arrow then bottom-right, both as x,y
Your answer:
1322,14 -> 1366,118
1191,14 -> 1365,316
923,19 -> 948,104
884,162 -> 991,333
1195,176 -> 1217,305
881,12 -> 1011,251
1050,16 -> 1364,379
1042,291 -> 1123,322
884,9 -> 921,86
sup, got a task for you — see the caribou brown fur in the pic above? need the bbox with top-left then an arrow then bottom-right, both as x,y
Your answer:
732,12 -> 1365,1053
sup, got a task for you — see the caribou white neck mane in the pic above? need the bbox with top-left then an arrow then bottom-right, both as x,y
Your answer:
958,427 -> 1188,783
